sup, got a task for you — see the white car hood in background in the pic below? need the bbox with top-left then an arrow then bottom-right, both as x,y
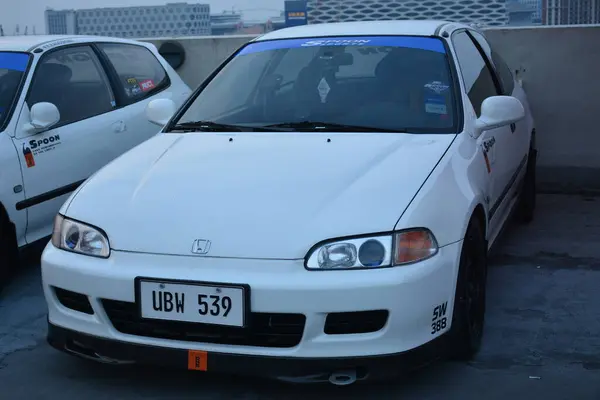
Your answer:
66,132 -> 455,259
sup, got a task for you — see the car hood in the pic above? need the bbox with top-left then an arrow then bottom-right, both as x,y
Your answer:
66,132 -> 455,259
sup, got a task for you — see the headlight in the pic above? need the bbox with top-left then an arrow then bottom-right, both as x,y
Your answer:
305,229 -> 438,270
51,214 -> 110,258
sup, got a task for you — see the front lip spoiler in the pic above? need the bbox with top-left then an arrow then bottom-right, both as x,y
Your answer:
47,322 -> 450,384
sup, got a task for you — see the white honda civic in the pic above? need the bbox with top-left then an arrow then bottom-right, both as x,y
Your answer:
42,20 -> 537,385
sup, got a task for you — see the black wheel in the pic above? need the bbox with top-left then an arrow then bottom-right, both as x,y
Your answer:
0,207 -> 19,294
448,217 -> 487,361
516,147 -> 537,224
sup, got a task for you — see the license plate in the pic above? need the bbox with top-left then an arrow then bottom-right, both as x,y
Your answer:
137,279 -> 246,327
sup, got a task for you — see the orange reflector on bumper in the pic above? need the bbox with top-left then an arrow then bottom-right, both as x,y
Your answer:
188,350 -> 208,371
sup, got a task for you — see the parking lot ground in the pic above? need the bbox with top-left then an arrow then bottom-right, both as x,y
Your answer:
1,193 -> 600,399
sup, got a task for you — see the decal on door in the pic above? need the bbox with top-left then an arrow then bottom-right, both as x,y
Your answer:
481,136 -> 496,174
22,143 -> 35,168
28,134 -> 61,156
482,148 -> 492,173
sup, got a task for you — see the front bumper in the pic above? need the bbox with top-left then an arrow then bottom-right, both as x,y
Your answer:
48,322 -> 449,383
42,240 -> 463,381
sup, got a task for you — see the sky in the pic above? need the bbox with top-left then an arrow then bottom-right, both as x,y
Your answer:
0,0 -> 285,35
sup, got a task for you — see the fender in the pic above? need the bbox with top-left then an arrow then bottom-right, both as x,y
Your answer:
0,131 -> 27,247
395,133 -> 489,247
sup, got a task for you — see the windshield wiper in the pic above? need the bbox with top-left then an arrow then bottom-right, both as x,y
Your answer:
264,121 -> 406,133
169,121 -> 247,132
169,121 -> 287,132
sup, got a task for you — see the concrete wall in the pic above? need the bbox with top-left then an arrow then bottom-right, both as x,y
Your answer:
142,25 -> 600,193
145,35 -> 256,90
483,25 -> 600,193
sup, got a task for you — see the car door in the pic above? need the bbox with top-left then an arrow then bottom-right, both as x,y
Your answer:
12,44 -> 121,244
92,42 -> 190,152
468,30 -> 530,183
451,31 -> 514,238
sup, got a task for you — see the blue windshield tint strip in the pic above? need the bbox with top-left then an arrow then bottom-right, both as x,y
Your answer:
238,36 -> 446,56
0,52 -> 30,72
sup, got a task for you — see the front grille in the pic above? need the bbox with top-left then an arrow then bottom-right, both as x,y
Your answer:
101,299 -> 306,348
324,310 -> 389,335
54,287 -> 94,315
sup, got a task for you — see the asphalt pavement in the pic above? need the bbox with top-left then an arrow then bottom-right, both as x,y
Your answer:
1,193 -> 599,399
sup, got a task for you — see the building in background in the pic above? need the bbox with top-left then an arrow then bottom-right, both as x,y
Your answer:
543,0 -> 600,25
269,12 -> 288,30
507,0 -> 540,25
306,0 -> 509,27
46,3 -> 211,38
210,12 -> 243,35
519,0 -> 543,21
45,8 -> 77,34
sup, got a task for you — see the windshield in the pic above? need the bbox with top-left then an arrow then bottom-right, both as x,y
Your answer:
0,52 -> 30,130
171,35 -> 458,133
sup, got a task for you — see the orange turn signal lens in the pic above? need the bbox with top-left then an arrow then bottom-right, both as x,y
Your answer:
393,229 -> 438,265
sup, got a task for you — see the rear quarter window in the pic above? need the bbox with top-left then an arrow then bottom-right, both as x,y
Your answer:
98,43 -> 170,104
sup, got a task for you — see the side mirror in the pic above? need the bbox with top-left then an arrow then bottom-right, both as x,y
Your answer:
474,96 -> 525,137
25,102 -> 60,132
146,98 -> 177,127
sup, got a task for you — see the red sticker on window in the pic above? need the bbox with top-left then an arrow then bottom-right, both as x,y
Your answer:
139,79 -> 155,92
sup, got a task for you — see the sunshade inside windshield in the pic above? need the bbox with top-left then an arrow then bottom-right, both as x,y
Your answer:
0,52 -> 29,72
238,36 -> 446,55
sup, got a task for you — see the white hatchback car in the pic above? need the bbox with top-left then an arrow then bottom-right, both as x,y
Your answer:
0,35 -> 190,287
42,21 -> 536,385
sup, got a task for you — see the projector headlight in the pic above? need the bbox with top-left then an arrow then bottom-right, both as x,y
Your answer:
51,214 -> 110,258
305,229 -> 438,270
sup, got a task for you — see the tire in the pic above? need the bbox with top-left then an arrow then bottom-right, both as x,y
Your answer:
516,146 -> 537,224
0,207 -> 19,293
448,217 -> 488,361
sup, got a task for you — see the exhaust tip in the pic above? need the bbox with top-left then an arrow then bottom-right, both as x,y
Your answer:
329,370 -> 357,386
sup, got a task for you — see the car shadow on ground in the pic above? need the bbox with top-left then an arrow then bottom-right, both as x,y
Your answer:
47,353 -> 461,398
0,240 -> 48,300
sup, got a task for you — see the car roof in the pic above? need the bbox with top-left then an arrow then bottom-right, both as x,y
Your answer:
0,34 -> 149,52
255,20 -> 471,42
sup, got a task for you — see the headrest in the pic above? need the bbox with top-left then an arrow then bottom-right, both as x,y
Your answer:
375,48 -> 444,82
36,63 -> 72,84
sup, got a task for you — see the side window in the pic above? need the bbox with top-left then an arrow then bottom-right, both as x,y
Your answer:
27,45 -> 115,127
97,43 -> 170,104
491,53 -> 515,95
451,32 -> 500,117
469,30 -> 515,95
